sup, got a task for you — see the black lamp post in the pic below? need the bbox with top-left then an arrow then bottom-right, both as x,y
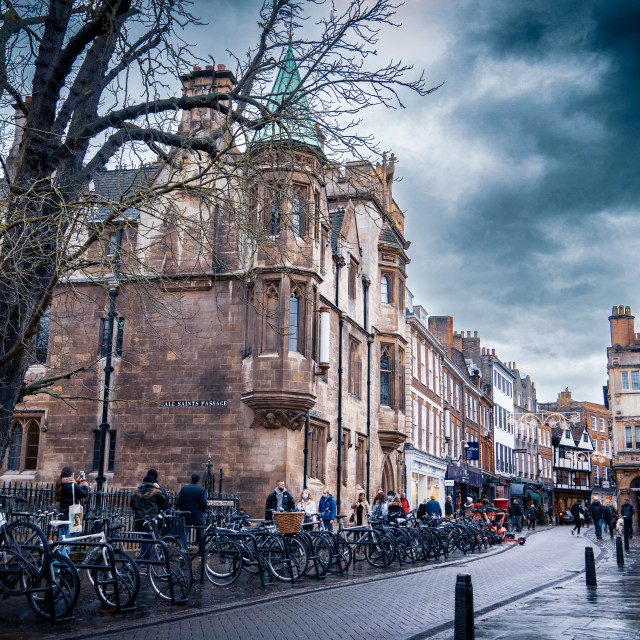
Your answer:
95,227 -> 123,504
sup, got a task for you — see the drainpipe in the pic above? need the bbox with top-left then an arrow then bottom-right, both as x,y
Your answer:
303,412 -> 310,490
363,278 -> 371,502
336,313 -> 344,515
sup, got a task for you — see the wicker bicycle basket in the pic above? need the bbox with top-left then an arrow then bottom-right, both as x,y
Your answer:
272,511 -> 305,534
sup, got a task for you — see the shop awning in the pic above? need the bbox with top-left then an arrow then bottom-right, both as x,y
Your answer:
510,484 -> 525,497
446,464 -> 483,488
528,490 -> 541,501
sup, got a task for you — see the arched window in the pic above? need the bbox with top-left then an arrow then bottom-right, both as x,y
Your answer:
24,421 -> 40,471
288,293 -> 299,352
380,275 -> 390,304
269,196 -> 281,235
292,195 -> 302,237
380,346 -> 392,406
7,423 -> 22,471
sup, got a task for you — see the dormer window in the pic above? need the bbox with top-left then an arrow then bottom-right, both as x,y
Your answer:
565,429 -> 571,438
583,432 -> 589,442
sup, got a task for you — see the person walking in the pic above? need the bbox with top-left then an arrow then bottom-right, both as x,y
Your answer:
604,503 -> 617,539
318,489 -> 336,532
426,495 -> 442,518
350,492 -> 370,526
464,497 -> 475,518
526,504 -> 537,531
588,497 -> 606,539
265,480 -> 295,520
547,502 -> 554,526
621,498 -> 635,539
570,500 -> 585,536
511,499 -> 523,532
55,466 -> 89,556
370,491 -> 388,523
177,473 -> 208,555
445,495 -> 454,520
131,474 -> 166,558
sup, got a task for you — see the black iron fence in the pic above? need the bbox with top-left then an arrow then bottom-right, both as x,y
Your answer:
0,480 -> 239,542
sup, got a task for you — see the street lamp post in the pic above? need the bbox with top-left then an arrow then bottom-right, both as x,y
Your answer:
95,227 -> 123,505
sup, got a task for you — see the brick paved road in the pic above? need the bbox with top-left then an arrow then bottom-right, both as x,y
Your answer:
87,527 -> 599,640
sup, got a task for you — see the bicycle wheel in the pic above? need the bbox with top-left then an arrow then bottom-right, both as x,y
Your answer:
26,551 -> 80,621
366,532 -> 395,568
204,538 -> 244,586
303,532 -> 331,578
148,544 -> 193,601
89,548 -> 140,609
267,536 -> 307,582
1,521 -> 48,595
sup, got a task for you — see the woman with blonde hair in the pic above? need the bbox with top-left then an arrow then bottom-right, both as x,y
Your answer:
296,488 -> 317,516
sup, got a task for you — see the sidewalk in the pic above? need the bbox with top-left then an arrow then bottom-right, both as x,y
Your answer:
430,528 -> 640,640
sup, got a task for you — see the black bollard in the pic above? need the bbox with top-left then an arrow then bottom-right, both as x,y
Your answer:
454,573 -> 474,640
624,518 -> 630,551
585,546 -> 597,586
616,536 -> 624,565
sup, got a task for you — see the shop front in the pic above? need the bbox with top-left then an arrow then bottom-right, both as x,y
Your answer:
445,463 -> 483,510
404,446 -> 447,513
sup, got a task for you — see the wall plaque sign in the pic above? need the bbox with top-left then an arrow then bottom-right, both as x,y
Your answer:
162,400 -> 228,407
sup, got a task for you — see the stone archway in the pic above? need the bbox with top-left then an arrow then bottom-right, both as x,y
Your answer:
381,455 -> 395,495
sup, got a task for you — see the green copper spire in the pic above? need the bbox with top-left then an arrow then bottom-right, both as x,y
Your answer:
251,43 -> 323,153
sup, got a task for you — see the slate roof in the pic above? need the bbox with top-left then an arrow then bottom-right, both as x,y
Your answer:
91,166 -> 157,221
329,207 -> 346,253
251,44 -> 323,153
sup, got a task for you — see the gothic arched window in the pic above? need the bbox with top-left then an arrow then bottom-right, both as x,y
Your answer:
288,293 -> 300,352
380,275 -> 390,304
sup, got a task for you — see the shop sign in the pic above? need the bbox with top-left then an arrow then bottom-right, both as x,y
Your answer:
465,442 -> 480,461
444,480 -> 455,487
162,400 -> 228,407
208,499 -> 235,507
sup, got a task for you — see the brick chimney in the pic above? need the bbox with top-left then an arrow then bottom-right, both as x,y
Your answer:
609,305 -> 636,347
429,316 -> 453,355
558,387 -> 572,407
452,331 -> 462,352
461,330 -> 481,362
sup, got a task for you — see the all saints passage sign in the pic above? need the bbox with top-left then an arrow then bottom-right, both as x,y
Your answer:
162,400 -> 228,407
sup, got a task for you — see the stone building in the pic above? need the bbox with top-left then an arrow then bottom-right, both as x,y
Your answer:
2,53 -> 410,517
606,305 -> 640,519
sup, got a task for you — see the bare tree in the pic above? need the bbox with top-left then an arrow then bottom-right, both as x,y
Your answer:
0,0 -> 437,463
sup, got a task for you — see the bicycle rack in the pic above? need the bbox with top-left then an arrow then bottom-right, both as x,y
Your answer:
110,536 -> 188,605
51,538 -> 137,613
25,551 -> 76,624
222,530 -> 274,589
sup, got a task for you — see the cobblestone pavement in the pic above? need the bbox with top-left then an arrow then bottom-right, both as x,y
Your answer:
76,527 -> 601,640
428,528 -> 640,640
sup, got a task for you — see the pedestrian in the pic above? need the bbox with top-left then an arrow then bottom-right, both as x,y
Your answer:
296,489 -> 317,526
264,479 -> 295,520
387,495 -> 406,523
400,492 -> 410,514
416,498 -> 428,520
621,498 -> 635,539
510,499 -> 523,532
445,495 -> 454,520
426,495 -> 442,518
146,468 -> 168,504
588,497 -> 606,539
570,500 -> 585,536
350,492 -> 370,526
481,494 -> 490,507
318,488 -> 336,532
464,497 -> 475,518
131,473 -> 166,558
370,491 -> 388,522
54,466 -> 89,556
526,504 -> 537,531
604,504 -> 617,539
177,473 -> 208,555
547,502 -> 554,526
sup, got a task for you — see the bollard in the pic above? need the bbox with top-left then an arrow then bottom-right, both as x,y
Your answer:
585,546 -> 597,586
616,536 -> 624,565
454,573 -> 474,640
624,518 -> 630,551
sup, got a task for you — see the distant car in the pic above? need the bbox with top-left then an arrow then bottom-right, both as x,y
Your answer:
558,510 -> 574,524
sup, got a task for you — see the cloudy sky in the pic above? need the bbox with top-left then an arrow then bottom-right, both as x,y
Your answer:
197,1 -> 640,403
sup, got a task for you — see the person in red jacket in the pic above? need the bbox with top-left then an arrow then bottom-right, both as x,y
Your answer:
400,492 -> 410,514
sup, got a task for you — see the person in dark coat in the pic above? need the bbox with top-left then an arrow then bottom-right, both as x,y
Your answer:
444,495 -> 454,519
570,500 -> 585,536
178,473 -> 208,554
416,499 -> 428,520
54,466 -> 89,556
588,498 -> 606,539
621,498 -> 635,539
131,475 -> 166,558
265,480 -> 295,520
604,504 -> 617,538
511,499 -> 523,532
147,468 -> 168,504
526,505 -> 537,531
426,496 -> 442,517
